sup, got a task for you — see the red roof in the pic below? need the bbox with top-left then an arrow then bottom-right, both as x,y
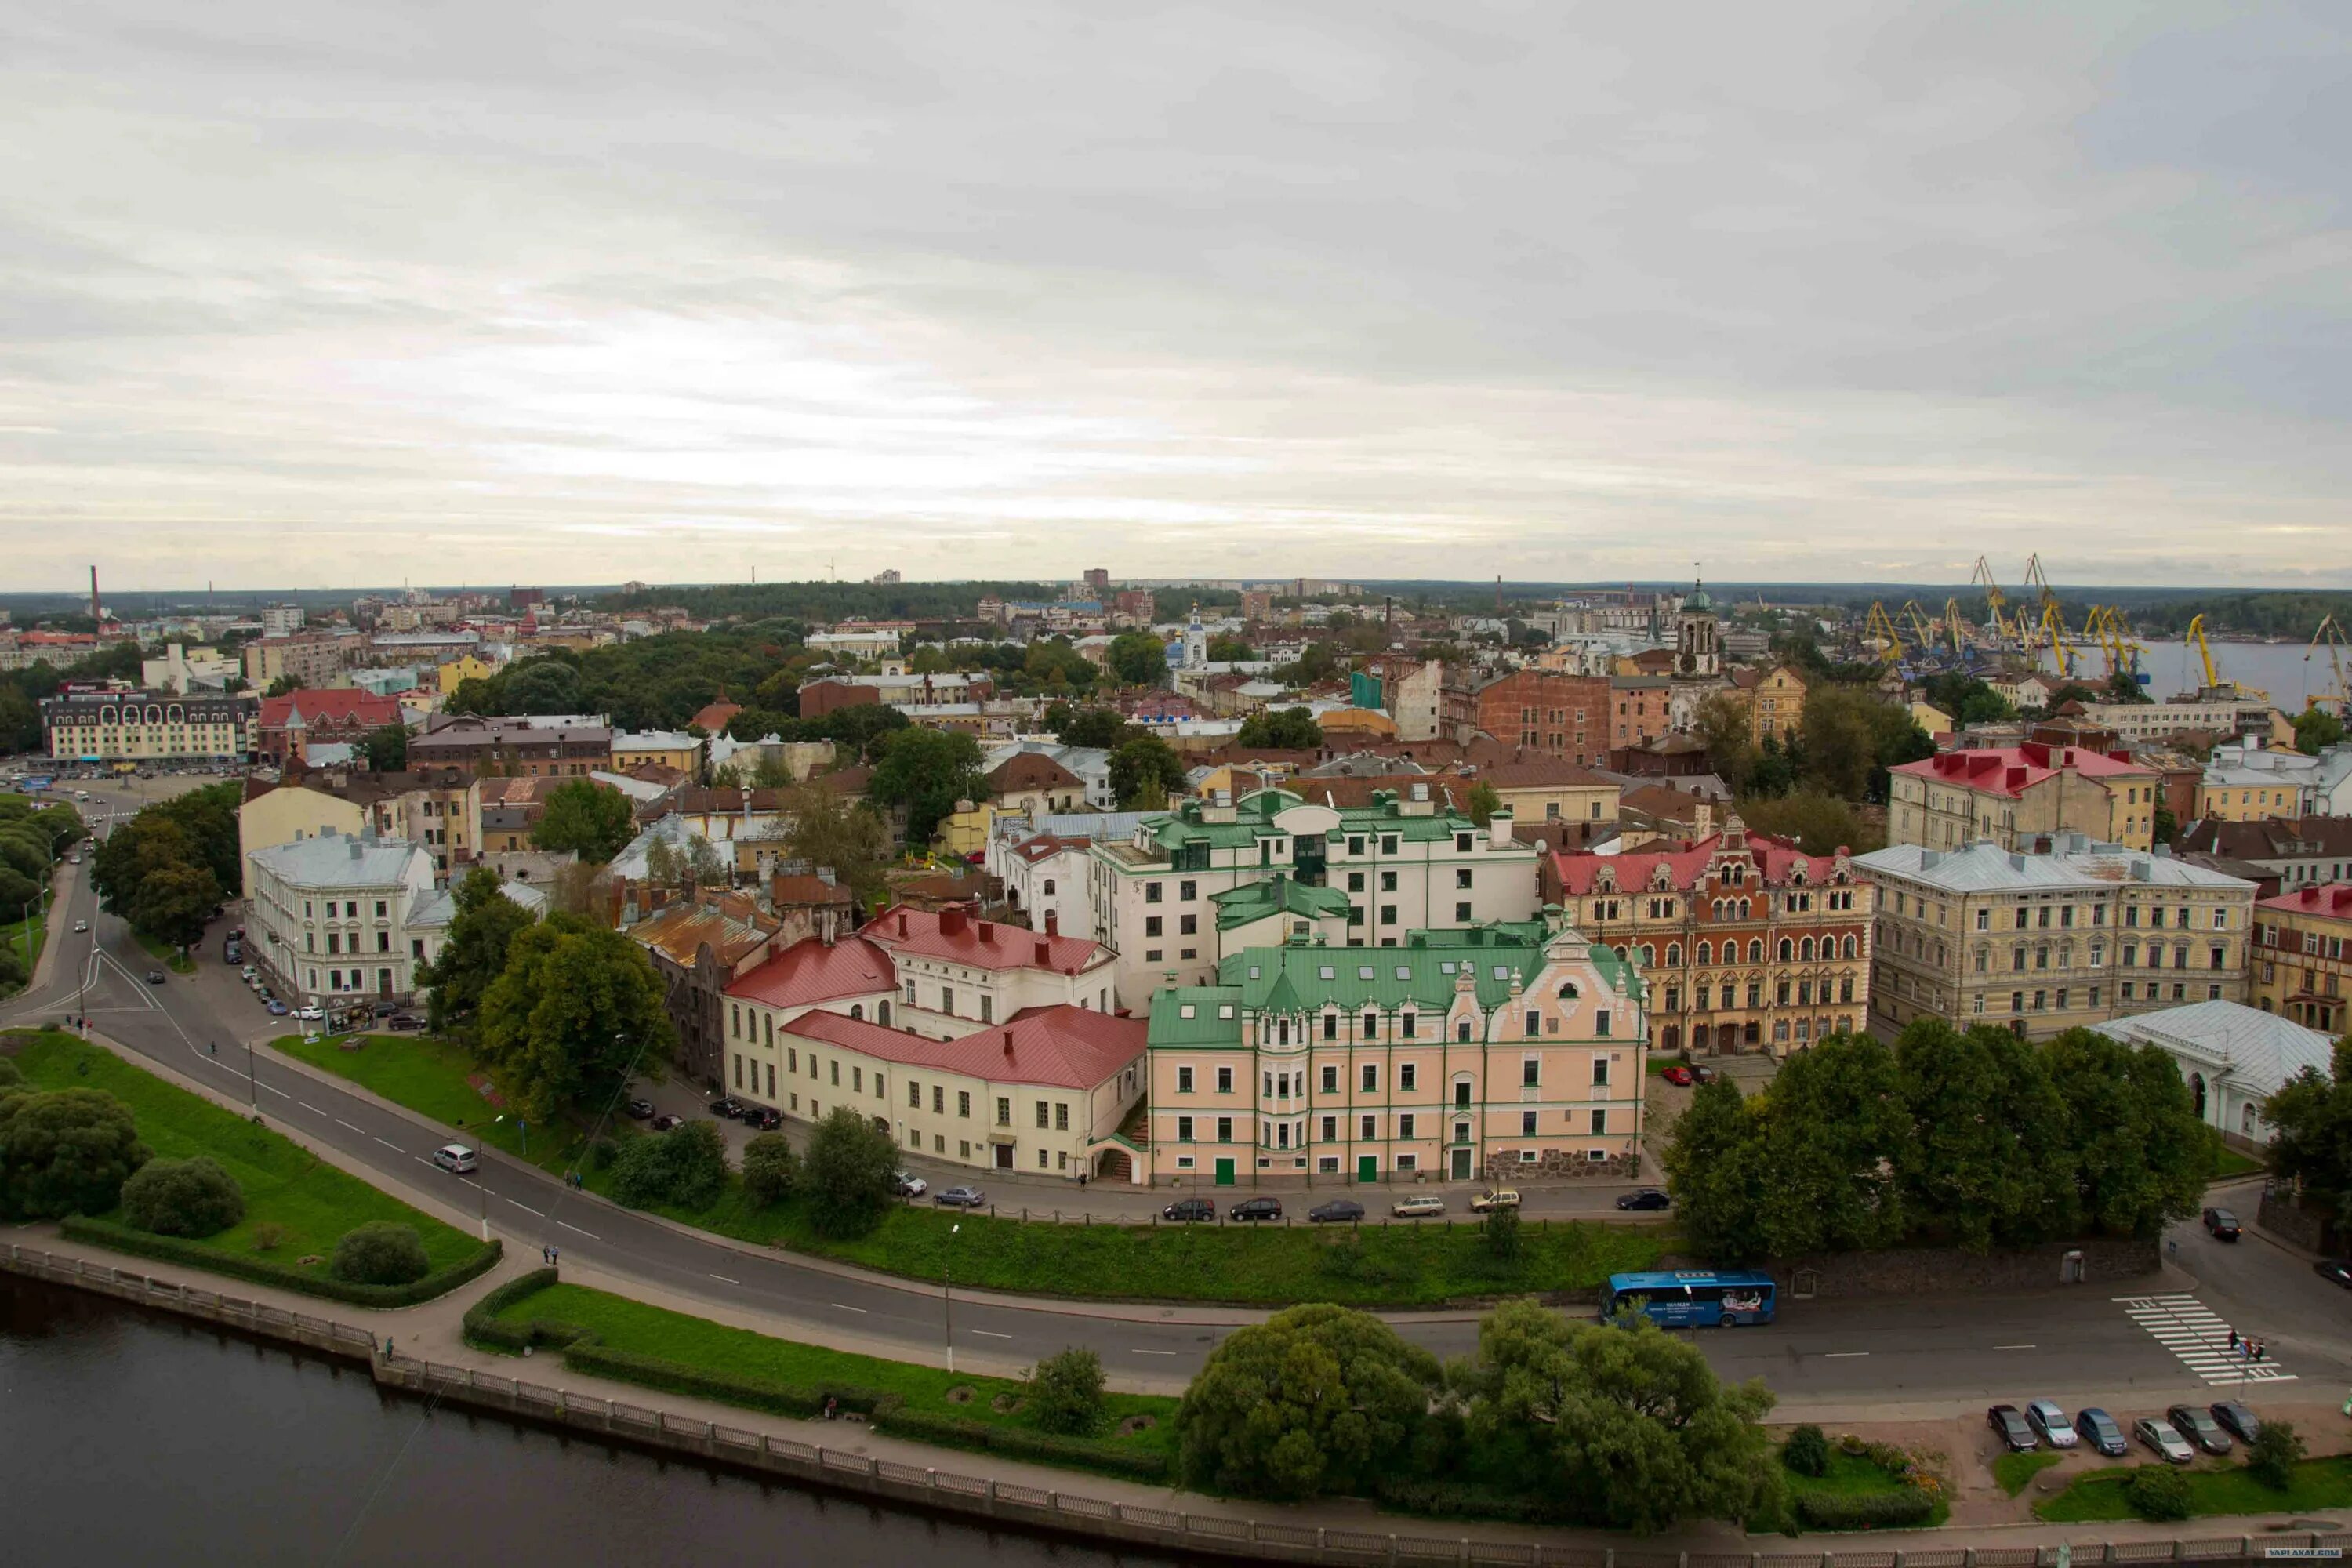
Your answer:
1550,829 -> 1842,896
1893,743 -> 2151,800
2259,885 -> 2352,918
1011,832 -> 1089,864
786,1004 -> 1144,1090
725,935 -> 897,1009
865,903 -> 1105,974
258,689 -> 404,730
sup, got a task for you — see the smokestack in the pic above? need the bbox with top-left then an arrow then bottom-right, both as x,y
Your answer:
1044,911 -> 1058,938
90,565 -> 100,626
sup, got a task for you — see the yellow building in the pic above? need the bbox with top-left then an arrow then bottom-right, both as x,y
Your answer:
1317,706 -> 1399,741
935,799 -> 1004,858
1736,665 -> 1809,744
1909,700 -> 1953,738
1480,757 -> 1620,828
43,689 -> 252,765
437,654 -> 497,696
1889,744 -> 2159,851
612,728 -> 702,773
2251,885 -> 2352,1034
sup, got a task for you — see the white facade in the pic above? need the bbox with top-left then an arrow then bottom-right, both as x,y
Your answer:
998,835 -> 1097,939
863,908 -> 1120,1033
2094,1000 -> 2332,1145
245,830 -> 437,1007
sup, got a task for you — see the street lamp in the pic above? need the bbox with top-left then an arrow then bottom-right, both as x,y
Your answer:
944,1222 -> 960,1374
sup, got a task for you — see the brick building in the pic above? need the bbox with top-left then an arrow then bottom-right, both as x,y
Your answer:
1453,669 -> 1610,764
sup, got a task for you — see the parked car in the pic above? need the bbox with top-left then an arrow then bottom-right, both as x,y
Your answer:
934,1185 -> 987,1208
2315,1259 -> 2352,1288
71,920 -> 89,934
623,1098 -> 655,1120
709,1096 -> 745,1118
1469,1189 -> 1520,1213
294,1005 -> 323,1022
1162,1197 -> 1217,1223
648,1113 -> 685,1131
1690,1064 -> 1718,1084
2075,1407 -> 2128,1457
894,1171 -> 927,1197
430,1143 -> 478,1174
2165,1403 -> 2233,1455
2135,1416 -> 2195,1465
266,1000 -> 289,1016
144,970 -> 165,985
2202,1207 -> 2241,1241
1391,1195 -> 1445,1218
2024,1399 -> 2078,1448
1987,1404 -> 2037,1453
240,965 -> 258,979
371,1001 -> 397,1018
742,1106 -> 782,1131
1230,1197 -> 1283,1222
1308,1199 -> 1365,1224
1661,1065 -> 1694,1086
1616,1188 -> 1673,1211
386,1013 -> 424,1032
2210,1401 -> 2261,1443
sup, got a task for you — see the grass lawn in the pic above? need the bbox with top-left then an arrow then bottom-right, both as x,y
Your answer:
132,930 -> 197,975
274,1033 -> 1664,1306
2,909 -> 42,995
2034,1456 -> 2352,1523
1994,1450 -> 2062,1497
1782,1451 -> 1951,1527
482,1279 -> 1178,1461
2209,1145 -> 2264,1181
4,1029 -> 485,1272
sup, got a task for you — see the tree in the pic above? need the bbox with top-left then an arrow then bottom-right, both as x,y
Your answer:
1692,691 -> 1759,786
1897,1020 -> 2078,1251
1480,1203 -> 1522,1264
1206,634 -> 1256,662
2044,1029 -> 2209,1239
1450,1301 -> 1779,1533
2248,1418 -> 2306,1490
2124,1464 -> 2190,1521
802,1105 -> 898,1238
499,658 -> 585,715
2153,801 -> 2179,845
121,1155 -> 245,1237
1236,706 -> 1323,750
1106,631 -> 1170,688
419,869 -> 538,1029
868,727 -> 985,847
532,779 -> 637,863
1464,781 -> 1502,828
263,673 -> 301,699
1174,1303 -> 1439,1500
1054,706 -> 1133,750
1753,1033 -> 1911,1256
360,723 -> 408,771
0,1087 -> 150,1220
331,1221 -> 430,1285
782,783 -> 890,907
2264,1040 -> 2352,1227
1782,1424 -> 1830,1478
0,688 -> 38,755
1108,735 -> 1185,809
1659,1077 -> 1766,1260
740,1131 -> 797,1207
612,1119 -> 729,1210
1732,792 -> 1876,855
1027,1346 -> 1107,1436
476,917 -> 676,1124
1798,685 -> 1929,803
2294,707 -> 2344,757
0,863 -> 39,919
130,859 -> 223,952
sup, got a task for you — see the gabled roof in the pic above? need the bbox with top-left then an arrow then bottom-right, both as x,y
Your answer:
1896,743 -> 2151,800
864,903 -> 1108,973
1549,828 -> 1845,896
784,1004 -> 1144,1091
2094,1000 -> 2333,1102
259,688 -> 404,730
1210,872 -> 1353,931
2259,884 -> 2352,920
989,752 -> 1085,795
1011,831 -> 1091,864
725,934 -> 898,1008
1213,924 -> 1582,1014
628,895 -> 779,967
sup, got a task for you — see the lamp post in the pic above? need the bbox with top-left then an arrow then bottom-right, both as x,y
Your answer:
944,1222 -> 960,1374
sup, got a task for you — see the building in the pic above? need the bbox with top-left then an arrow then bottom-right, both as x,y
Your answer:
256,688 -> 405,765
42,688 -> 253,765
1541,819 -> 1873,1057
862,903 -> 1119,1030
1085,785 -> 1539,1004
407,716 -> 613,779
1671,586 -> 1719,677
2094,1000 -> 2332,1146
2250,884 -> 2352,1033
1889,743 -> 2161,851
243,630 -> 350,691
622,888 -> 792,1086
2069,695 -> 2285,746
240,766 -> 483,883
260,603 -> 307,637
2198,741 -> 2352,822
985,751 -> 1092,817
2176,817 -> 2352,891
437,653 -> 499,695
612,730 -> 702,774
1478,756 -> 1621,828
244,829 -> 438,1009
1858,835 -> 2257,1040
999,832 -> 1094,937
981,741 -> 1112,811
1730,664 -> 1809,745
1608,677 -> 1671,750
1452,669 -> 1610,763
1143,916 -> 1646,1187
140,642 -> 240,695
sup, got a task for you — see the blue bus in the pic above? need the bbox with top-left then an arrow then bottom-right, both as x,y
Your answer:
1600,1269 -> 1777,1328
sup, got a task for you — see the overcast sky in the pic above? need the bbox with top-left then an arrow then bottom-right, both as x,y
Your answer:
3,2 -> 2347,593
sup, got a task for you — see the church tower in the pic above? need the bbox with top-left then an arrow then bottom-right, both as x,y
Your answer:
1675,577 -> 1719,677
1185,602 -> 1208,668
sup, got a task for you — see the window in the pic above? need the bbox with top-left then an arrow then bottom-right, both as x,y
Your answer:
1457,1019 -> 1472,1042
957,1091 -> 971,1118
996,1098 -> 1011,1126
1380,870 -> 1397,892
1321,1065 -> 1338,1093
1178,1066 -> 1195,1094
1177,1116 -> 1194,1142
933,1085 -> 945,1114
1145,882 -> 1163,903
1399,1113 -> 1417,1138
1180,913 -> 1197,935
980,995 -> 993,1024
941,985 -> 955,1014
1215,1116 -> 1232,1142
909,1081 -> 921,1109
1589,1109 -> 1607,1135
1399,1062 -> 1417,1091
1521,1057 -> 1539,1087
1145,916 -> 1162,938
1522,1111 -> 1537,1136
1362,1011 -> 1378,1037
1216,1065 -> 1233,1093
1595,1010 -> 1610,1036
1361,1064 -> 1378,1092
1036,1101 -> 1050,1129
829,1061 -> 840,1085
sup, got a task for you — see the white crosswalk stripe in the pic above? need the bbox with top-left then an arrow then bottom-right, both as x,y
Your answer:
2113,1293 -> 2298,1385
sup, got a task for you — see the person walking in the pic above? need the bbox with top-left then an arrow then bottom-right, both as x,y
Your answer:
2229,1327 -> 2239,1352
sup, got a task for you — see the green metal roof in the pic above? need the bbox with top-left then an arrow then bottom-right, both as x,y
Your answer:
1147,985 -> 1247,1045
1210,873 -> 1352,931
1218,925 -> 1555,1013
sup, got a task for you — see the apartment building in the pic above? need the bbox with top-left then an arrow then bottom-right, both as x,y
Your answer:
42,688 -> 254,764
1857,835 -> 2256,1040
860,902 -> 1119,1031
1889,744 -> 2160,851
2251,884 -> 2352,1034
2177,817 -> 2352,891
1453,669 -> 1610,763
240,766 -> 483,884
1477,756 -> 1621,827
245,829 -> 437,1008
612,730 -> 702,773
1143,918 -> 1646,1187
1541,818 -> 1874,1057
407,716 -> 613,779
2198,741 -> 2352,822
243,630 -> 352,691
1609,677 -> 1671,750
2074,695 -> 2283,745
256,688 -> 405,765
1732,664 -> 1809,744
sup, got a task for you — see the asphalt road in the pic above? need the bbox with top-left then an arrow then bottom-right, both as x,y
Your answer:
9,775 -> 2351,1413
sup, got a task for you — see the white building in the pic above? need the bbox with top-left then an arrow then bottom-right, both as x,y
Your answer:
982,741 -> 1115,810
245,829 -> 437,1008
2094,1000 -> 2332,1145
997,831 -> 1097,938
862,903 -> 1119,1029
140,642 -> 241,695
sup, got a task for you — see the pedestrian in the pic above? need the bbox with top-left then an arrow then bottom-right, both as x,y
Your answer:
208,1040 -> 217,1056
2230,1327 -> 2240,1352
550,1245 -> 559,1266
542,1244 -> 551,1265
2256,1339 -> 2268,1363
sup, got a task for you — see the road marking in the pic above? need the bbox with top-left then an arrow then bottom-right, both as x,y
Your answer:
1131,1349 -> 1176,1356
508,1200 -> 543,1217
373,1138 -> 402,1152
1823,1352 -> 1870,1359
335,1119 -> 365,1134
1993,1344 -> 2036,1351
299,1102 -> 324,1114
830,1302 -> 867,1314
260,1082 -> 289,1098
557,1221 -> 597,1239
710,1274 -> 740,1285
971,1330 -> 1012,1339
2117,1294 -> 2299,1385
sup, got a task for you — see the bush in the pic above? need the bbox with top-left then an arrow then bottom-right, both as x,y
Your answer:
1792,1487 -> 1936,1530
1372,1475 -> 1570,1526
612,1119 -> 728,1210
741,1132 -> 797,1208
1481,1205 -> 1522,1264
252,1221 -> 286,1251
60,1217 -> 500,1308
2124,1464 -> 2192,1522
462,1267 -> 584,1352
803,1105 -> 897,1238
0,1058 -> 22,1087
873,1404 -> 1171,1483
1027,1346 -> 1106,1436
1783,1424 -> 1831,1477
332,1221 -> 431,1286
119,1155 -> 245,1238
0,1087 -> 150,1219
2248,1418 -> 2305,1491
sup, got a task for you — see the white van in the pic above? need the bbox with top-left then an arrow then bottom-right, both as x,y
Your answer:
430,1144 -> 479,1174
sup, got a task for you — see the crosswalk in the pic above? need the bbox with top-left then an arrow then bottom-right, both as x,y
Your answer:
2115,1293 -> 2299,1385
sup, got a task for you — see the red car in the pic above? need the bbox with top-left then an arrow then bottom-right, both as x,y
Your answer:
1661,1065 -> 1694,1086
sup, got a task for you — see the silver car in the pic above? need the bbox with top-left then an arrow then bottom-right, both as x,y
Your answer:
2025,1399 -> 2078,1447
2134,1416 -> 2195,1465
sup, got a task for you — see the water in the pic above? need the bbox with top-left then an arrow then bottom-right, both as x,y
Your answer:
2038,638 -> 2342,707
0,1276 -> 1173,1568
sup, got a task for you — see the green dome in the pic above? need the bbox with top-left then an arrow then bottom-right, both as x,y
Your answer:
1684,587 -> 1713,612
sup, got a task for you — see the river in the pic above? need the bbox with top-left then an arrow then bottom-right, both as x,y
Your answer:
0,1275 -> 1174,1568
2038,638 -> 2343,707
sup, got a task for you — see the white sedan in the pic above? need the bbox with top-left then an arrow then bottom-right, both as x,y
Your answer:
895,1171 -> 927,1197
294,1005 -> 325,1022
73,920 -> 89,933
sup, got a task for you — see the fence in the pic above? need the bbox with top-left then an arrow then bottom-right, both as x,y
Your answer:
6,1240 -> 2347,1568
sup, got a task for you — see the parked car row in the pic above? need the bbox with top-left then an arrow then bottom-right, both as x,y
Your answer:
1988,1399 -> 2257,1463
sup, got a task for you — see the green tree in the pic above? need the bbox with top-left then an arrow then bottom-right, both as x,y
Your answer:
1660,1077 -> 1767,1260
782,783 -> 890,908
419,868 -> 538,1029
1054,706 -> 1133,750
360,723 -> 408,771
1755,1032 -> 1911,1256
1730,791 -> 1877,854
2248,1417 -> 2305,1490
263,673 -> 301,699
476,917 -> 676,1123
802,1105 -> 898,1238
2044,1029 -> 2209,1238
0,688 -> 39,754
612,1119 -> 729,1210
1480,1202 -> 1522,1264
1464,780 -> 1502,828
1108,734 -> 1185,809
0,1087 -> 151,1220
1106,631 -> 1170,688
1026,1346 -> 1108,1436
2265,1040 -> 2352,1227
1175,1303 -> 1440,1500
331,1221 -> 430,1285
1206,634 -> 1256,662
1782,1424 -> 1830,1478
1798,684 -> 1930,803
499,657 -> 585,714
121,1154 -> 245,1237
1692,691 -> 1759,789
130,858 -> 223,952
531,779 -> 637,863
2294,707 -> 2344,757
740,1131 -> 797,1207
1897,1020 -> 2078,1250
868,727 -> 985,847
1236,706 -> 1323,750
2124,1464 -> 2190,1521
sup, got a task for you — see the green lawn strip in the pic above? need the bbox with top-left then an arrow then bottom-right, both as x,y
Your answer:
481,1279 -> 1175,1465
2034,1457 -> 2352,1523
5,1029 -> 484,1271
2,911 -> 42,994
2208,1146 -> 2264,1181
1994,1450 -> 2062,1497
1780,1451 -> 1951,1529
132,930 -> 198,975
270,1032 -> 586,1177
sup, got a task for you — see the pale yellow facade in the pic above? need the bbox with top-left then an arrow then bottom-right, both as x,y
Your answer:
437,654 -> 498,695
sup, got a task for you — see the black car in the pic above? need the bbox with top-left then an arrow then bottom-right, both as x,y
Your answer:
1162,1197 -> 1216,1223
648,1113 -> 685,1131
1616,1188 -> 1673,1211
2165,1403 -> 2234,1455
1308,1199 -> 1365,1224
2210,1400 -> 2261,1443
710,1097 -> 746,1118
144,970 -> 166,985
623,1098 -> 655,1120
387,1013 -> 425,1031
2202,1207 -> 2241,1240
1230,1196 -> 1283,1222
742,1106 -> 782,1131
1987,1404 -> 2037,1453
2316,1259 -> 2352,1289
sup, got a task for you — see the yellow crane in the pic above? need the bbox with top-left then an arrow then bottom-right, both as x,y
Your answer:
2183,613 -> 2220,690
2306,615 -> 2350,713
1970,556 -> 2013,640
2036,601 -> 2078,680
1900,599 -> 1937,654
1864,601 -> 1904,662
1942,597 -> 1969,657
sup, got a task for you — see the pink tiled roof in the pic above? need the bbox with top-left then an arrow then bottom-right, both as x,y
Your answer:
865,903 -> 1105,974
1894,743 -> 2152,800
2259,885 -> 2352,918
1550,829 -> 1843,895
786,1004 -> 1145,1091
725,935 -> 897,1009
259,689 -> 404,729
1012,833 -> 1088,864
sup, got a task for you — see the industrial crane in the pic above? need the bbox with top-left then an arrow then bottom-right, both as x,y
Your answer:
1970,556 -> 2013,641
2035,601 -> 2078,680
1864,601 -> 1904,662
2307,615 -> 2350,713
1942,597 -> 1969,658
1900,600 -> 1938,657
2183,613 -> 2220,690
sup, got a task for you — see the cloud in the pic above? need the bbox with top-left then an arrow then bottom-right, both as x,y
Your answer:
0,0 -> 2346,590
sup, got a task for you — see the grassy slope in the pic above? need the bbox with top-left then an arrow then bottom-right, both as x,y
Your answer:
274,1033 -> 1664,1305
2209,1145 -> 2263,1181
7,1029 -> 482,1269
132,930 -> 197,975
2,911 -> 42,996
1994,1450 -> 2062,1497
2034,1457 -> 2352,1523
1780,1450 -> 1951,1528
486,1279 -> 1177,1457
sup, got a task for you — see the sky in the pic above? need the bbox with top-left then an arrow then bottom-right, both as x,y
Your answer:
2,2 -> 2347,593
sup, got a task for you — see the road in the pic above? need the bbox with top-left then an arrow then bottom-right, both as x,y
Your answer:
9,775 -> 2352,1414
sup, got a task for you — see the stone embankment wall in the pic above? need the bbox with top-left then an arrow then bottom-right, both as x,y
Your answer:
1760,1235 -> 2157,1300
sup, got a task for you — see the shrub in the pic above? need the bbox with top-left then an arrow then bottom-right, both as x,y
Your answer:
587,1136 -> 621,1172
873,1405 -> 1171,1483
60,1217 -> 499,1308
1027,1346 -> 1106,1436
612,1118 -> 727,1210
741,1132 -> 796,1208
1782,1424 -> 1831,1477
803,1105 -> 896,1238
120,1155 -> 245,1238
0,1057 -> 22,1087
332,1221 -> 430,1286
1792,1487 -> 1936,1530
252,1221 -> 286,1251
1481,1205 -> 1522,1265
0,1087 -> 150,1219
2124,1464 -> 2192,1522
2248,1418 -> 2305,1491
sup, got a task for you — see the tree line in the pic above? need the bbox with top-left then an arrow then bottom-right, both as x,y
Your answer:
0,797 -> 84,991
88,783 -> 242,954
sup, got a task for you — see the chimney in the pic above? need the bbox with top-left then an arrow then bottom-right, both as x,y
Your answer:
1044,911 -> 1058,938
1002,1030 -> 1015,1056
1034,938 -> 1051,964
940,905 -> 968,938
898,913 -> 909,937
978,920 -> 995,945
